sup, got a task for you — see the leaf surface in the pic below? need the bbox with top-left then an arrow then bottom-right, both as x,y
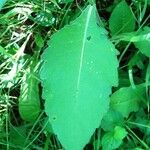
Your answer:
102,126 -> 127,150
19,54 -> 41,122
40,5 -> 118,150
109,0 -> 135,36
9,126 -> 28,150
101,109 -> 124,131
110,84 -> 145,118
134,27 -> 150,57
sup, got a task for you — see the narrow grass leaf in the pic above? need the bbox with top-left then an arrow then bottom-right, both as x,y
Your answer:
60,0 -> 73,3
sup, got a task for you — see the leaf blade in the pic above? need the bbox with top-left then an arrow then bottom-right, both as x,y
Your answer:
102,126 -> 127,150
40,5 -> 118,150
19,55 -> 41,122
109,0 -> 135,36
110,84 -> 145,118
134,27 -> 150,57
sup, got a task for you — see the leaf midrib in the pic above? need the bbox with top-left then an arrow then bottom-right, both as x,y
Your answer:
76,6 -> 93,99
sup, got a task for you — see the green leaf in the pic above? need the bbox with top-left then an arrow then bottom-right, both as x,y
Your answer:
35,34 -> 44,48
118,26 -> 150,58
0,0 -> 7,10
109,0 -> 135,36
128,52 -> 145,69
141,0 -> 150,5
0,45 -> 12,58
118,70 -> 130,88
102,126 -> 127,150
40,5 -> 118,150
133,148 -> 144,150
101,109 -> 124,131
9,125 -> 28,150
30,11 -> 54,27
59,0 -> 73,3
19,54 -> 41,122
146,62 -> 150,94
110,84 -> 145,118
134,27 -> 150,57
88,0 -> 96,5
114,126 -> 127,139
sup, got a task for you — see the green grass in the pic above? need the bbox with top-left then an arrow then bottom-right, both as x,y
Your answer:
0,0 -> 150,150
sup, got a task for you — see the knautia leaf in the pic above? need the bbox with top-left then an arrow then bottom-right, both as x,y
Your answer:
40,5 -> 118,150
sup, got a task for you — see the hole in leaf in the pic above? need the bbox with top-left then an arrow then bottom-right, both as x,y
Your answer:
87,36 -> 91,41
